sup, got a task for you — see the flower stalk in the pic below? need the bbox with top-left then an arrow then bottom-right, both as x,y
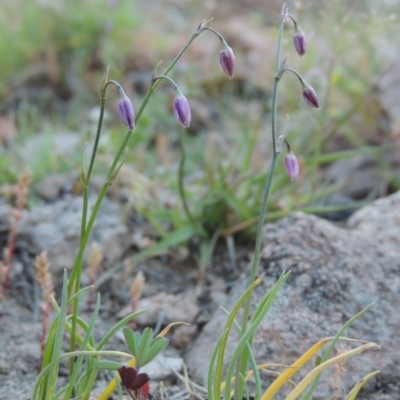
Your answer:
231,3 -> 319,397
66,20 -> 221,386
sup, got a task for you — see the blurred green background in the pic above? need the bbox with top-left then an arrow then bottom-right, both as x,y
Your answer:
0,0 -> 399,249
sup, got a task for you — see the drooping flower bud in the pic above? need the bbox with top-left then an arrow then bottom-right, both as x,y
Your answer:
302,82 -> 320,109
118,95 -> 135,130
116,84 -> 135,130
293,29 -> 307,57
173,90 -> 191,128
219,41 -> 235,79
284,151 -> 300,180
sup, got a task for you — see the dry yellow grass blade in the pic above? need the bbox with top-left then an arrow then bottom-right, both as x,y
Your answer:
157,321 -> 190,338
345,370 -> 380,400
223,363 -> 295,396
261,337 -> 332,400
284,342 -> 380,400
245,363 -> 294,382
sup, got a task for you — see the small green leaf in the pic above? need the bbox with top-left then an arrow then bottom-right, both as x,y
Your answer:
123,327 -> 137,355
96,361 -> 122,371
134,331 -> 141,349
144,338 -> 169,365
136,328 -> 154,368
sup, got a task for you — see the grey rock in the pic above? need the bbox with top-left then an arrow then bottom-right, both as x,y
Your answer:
186,212 -> 400,399
141,354 -> 183,381
348,190 -> 400,257
133,292 -> 200,326
15,196 -> 131,283
34,174 -> 75,202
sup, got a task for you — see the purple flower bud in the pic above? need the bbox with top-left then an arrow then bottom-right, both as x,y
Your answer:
173,91 -> 191,128
219,44 -> 235,79
118,95 -> 135,130
284,151 -> 299,180
302,83 -> 320,109
293,29 -> 307,57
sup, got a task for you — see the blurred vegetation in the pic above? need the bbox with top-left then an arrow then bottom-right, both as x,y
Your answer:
0,0 -> 399,257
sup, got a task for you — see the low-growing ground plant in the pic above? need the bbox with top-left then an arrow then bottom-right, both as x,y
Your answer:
30,4 -> 379,400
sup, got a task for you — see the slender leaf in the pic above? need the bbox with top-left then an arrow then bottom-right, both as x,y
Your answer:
224,272 -> 290,400
45,271 -> 69,400
130,226 -> 196,264
135,327 -> 154,368
214,277 -> 262,400
146,338 -> 169,364
207,329 -> 230,400
123,327 -> 137,355
62,294 -> 101,400
97,309 -> 149,350
345,370 -> 380,400
285,343 -> 379,400
96,361 -> 123,371
261,338 -> 332,400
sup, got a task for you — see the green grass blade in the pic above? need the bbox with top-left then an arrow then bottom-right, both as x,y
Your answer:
221,307 -> 262,400
52,385 -> 69,399
207,328 -> 229,400
31,364 -> 52,400
224,272 -> 290,400
37,313 -> 58,399
130,226 -> 196,264
96,361 -> 122,370
213,277 -> 262,400
241,373 -> 249,400
113,370 -> 124,400
66,286 -> 92,307
97,309 -> 149,350
45,270 -> 69,400
62,294 -> 101,400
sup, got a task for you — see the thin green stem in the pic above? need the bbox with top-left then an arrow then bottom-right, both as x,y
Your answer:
81,365 -> 99,400
87,99 -> 107,185
68,130 -> 133,296
134,30 -> 201,124
234,13 -> 285,400
68,26 -> 205,298
80,99 -> 106,240
65,26 -> 206,386
67,127 -> 133,385
62,24 -> 214,398
71,98 -> 106,379
285,67 -> 305,86
154,75 -> 180,91
204,27 -> 224,42
178,131 -> 207,237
